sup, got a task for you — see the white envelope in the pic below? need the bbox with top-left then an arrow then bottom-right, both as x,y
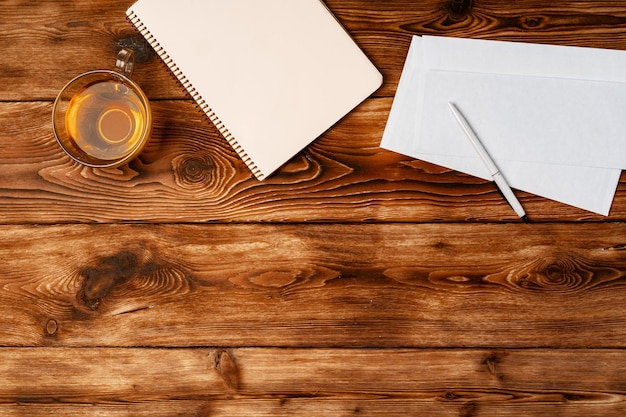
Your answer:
381,36 -> 622,215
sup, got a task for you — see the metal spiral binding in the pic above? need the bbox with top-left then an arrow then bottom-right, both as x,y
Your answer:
126,10 -> 264,180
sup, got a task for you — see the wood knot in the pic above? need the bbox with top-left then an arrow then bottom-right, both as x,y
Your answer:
182,157 -> 212,181
444,391 -> 458,400
45,319 -> 58,336
447,0 -> 473,19
523,16 -> 545,28
482,352 -> 504,381
537,258 -> 586,292
173,154 -> 215,189
80,251 -> 139,310
212,350 -> 240,390
77,245 -> 194,314
508,255 -> 592,294
117,34 -> 152,63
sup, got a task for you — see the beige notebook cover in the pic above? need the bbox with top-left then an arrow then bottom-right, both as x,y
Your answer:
126,0 -> 382,180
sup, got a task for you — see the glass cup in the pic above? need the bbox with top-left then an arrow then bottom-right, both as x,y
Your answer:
52,49 -> 152,168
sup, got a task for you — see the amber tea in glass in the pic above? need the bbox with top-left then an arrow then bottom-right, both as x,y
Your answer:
53,49 -> 152,168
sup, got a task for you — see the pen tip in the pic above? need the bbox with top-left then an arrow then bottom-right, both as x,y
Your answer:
521,215 -> 530,223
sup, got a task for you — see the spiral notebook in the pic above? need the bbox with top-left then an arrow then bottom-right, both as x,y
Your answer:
126,0 -> 382,180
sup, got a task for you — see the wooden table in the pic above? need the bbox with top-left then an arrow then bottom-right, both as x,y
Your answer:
3,0 -> 626,415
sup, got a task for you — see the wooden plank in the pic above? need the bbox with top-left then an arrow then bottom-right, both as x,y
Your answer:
1,100 -> 624,223
0,0 -> 177,101
7,2 -> 626,417
4,0 -> 626,100
2,223 -> 626,348
1,347 -> 625,416
1,401 -> 621,417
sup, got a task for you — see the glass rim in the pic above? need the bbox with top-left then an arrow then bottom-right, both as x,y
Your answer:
52,69 -> 152,168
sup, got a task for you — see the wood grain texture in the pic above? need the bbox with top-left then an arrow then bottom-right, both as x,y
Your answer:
1,348 -> 625,416
2,223 -> 626,348
3,0 -> 626,222
3,0 -> 626,100
2,100 -> 625,223
4,0 -> 626,416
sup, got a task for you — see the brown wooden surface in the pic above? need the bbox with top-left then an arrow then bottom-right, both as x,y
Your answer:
2,348 -> 625,416
3,0 -> 626,415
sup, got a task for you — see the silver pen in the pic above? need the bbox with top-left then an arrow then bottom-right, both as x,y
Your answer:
448,102 -> 529,222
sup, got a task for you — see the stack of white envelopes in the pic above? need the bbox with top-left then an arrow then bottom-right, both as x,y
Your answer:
381,35 -> 626,215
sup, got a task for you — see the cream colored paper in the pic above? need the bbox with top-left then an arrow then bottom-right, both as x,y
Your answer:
127,0 -> 382,180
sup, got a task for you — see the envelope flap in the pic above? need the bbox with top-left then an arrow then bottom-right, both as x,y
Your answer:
422,35 -> 626,83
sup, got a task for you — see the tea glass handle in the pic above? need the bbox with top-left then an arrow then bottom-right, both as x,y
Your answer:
115,48 -> 135,76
